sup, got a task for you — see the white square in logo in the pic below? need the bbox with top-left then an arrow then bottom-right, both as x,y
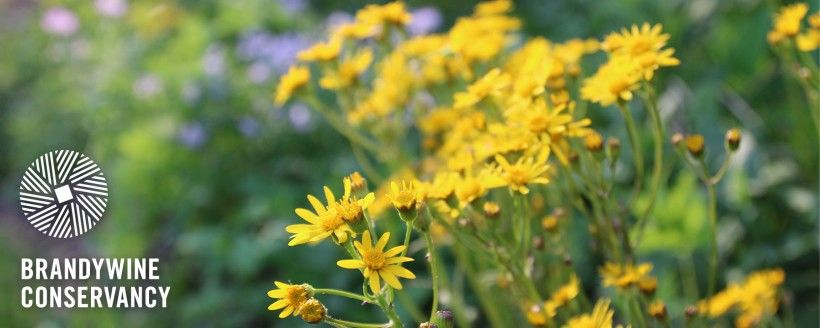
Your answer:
54,185 -> 73,203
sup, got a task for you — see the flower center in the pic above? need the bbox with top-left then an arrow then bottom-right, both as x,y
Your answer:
363,249 -> 386,270
505,165 -> 529,186
286,286 -> 309,306
320,213 -> 345,231
336,200 -> 363,222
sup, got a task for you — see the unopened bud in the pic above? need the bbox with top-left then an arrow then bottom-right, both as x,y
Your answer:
483,201 -> 500,219
584,131 -> 604,152
606,137 -> 621,163
725,128 -> 741,152
685,134 -> 705,158
649,301 -> 667,320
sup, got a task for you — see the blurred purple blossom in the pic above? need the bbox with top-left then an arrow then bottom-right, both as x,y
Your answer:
278,0 -> 308,15
246,61 -> 272,84
41,7 -> 79,36
325,11 -> 353,31
203,45 -> 226,77
289,103 -> 313,133
408,7 -> 442,35
94,0 -> 128,18
236,32 -> 311,74
178,122 -> 208,149
237,116 -> 261,138
133,74 -> 163,99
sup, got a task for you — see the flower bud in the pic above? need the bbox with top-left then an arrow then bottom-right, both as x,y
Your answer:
725,128 -> 741,152
671,133 -> 684,146
541,215 -> 559,232
483,201 -> 500,219
584,131 -> 604,152
639,277 -> 657,295
606,137 -> 620,163
299,298 -> 326,324
649,301 -> 667,320
413,202 -> 431,232
432,310 -> 454,328
346,172 -> 369,198
684,305 -> 698,318
685,134 -> 705,158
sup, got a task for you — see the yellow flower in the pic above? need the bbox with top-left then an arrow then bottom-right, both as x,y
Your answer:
424,171 -> 459,200
698,268 -> 785,328
602,23 -> 679,80
286,187 -> 353,246
685,134 -> 705,157
333,21 -> 378,40
319,49 -> 373,90
299,298 -> 327,324
581,55 -> 641,106
493,148 -> 551,194
297,38 -> 342,62
525,303 -> 550,326
773,3 -> 809,38
337,231 -> 416,294
564,298 -> 614,328
453,68 -> 511,109
796,29 -> 820,51
388,180 -> 425,212
267,281 -> 313,318
454,169 -> 505,207
474,0 -> 513,17
347,172 -> 368,193
356,1 -> 412,27
648,301 -> 667,319
599,262 -> 655,290
545,275 -> 580,314
274,66 -> 310,105
330,177 -> 376,224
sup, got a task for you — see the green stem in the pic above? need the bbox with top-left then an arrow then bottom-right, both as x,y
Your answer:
424,233 -> 441,321
400,221 -> 413,258
314,288 -> 372,304
634,88 -> 665,246
325,316 -> 391,328
709,153 -> 733,185
617,102 -> 644,199
376,294 -> 404,328
705,181 -> 718,297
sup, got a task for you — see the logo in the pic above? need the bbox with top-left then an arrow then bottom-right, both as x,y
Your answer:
18,150 -> 108,238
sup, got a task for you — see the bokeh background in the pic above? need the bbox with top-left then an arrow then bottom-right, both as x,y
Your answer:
0,0 -> 817,327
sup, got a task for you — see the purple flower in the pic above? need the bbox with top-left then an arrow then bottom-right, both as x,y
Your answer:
133,74 -> 163,99
94,0 -> 128,18
178,122 -> 208,149
246,61 -> 272,84
41,7 -> 79,36
408,7 -> 442,35
278,0 -> 307,15
289,103 -> 313,133
325,11 -> 353,31
237,116 -> 261,138
236,32 -> 312,74
202,45 -> 226,77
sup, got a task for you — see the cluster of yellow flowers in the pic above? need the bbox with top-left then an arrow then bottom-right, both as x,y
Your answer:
768,3 -> 820,52
269,1 -> 796,327
698,269 -> 786,328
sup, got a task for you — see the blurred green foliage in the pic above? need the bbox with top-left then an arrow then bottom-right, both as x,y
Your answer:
0,0 -> 816,327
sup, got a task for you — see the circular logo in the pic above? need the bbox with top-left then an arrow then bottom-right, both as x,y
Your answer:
18,150 -> 109,238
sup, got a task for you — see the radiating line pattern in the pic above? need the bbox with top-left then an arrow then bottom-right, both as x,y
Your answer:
19,150 -> 108,238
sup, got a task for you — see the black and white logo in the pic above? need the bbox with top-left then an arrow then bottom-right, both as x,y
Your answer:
18,150 -> 108,238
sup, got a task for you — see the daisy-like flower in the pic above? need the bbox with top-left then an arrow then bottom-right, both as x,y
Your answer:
602,23 -> 680,80
319,49 -> 373,90
453,68 -> 511,109
267,281 -> 313,318
286,188 -> 352,246
274,66 -> 310,105
493,148 -> 551,194
564,298 -> 614,328
337,231 -> 416,294
329,177 -> 376,225
599,262 -> 655,290
545,274 -> 580,314
581,55 -> 641,106
388,180 -> 425,213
